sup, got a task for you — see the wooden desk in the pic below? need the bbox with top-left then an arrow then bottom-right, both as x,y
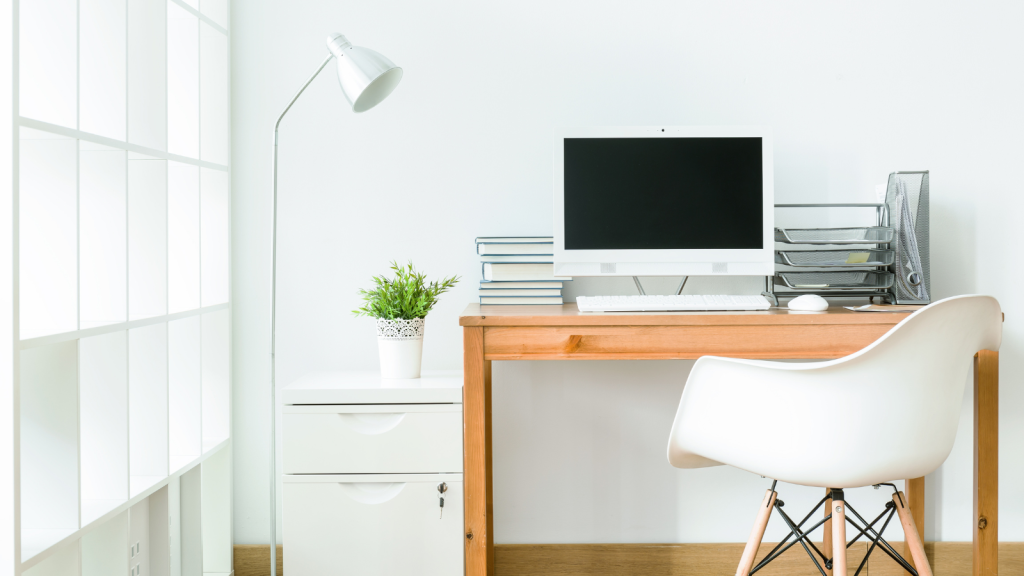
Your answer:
459,304 -> 1000,576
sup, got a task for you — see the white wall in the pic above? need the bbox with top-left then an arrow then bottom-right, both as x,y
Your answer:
231,0 -> 1024,545
1,1 -> 13,573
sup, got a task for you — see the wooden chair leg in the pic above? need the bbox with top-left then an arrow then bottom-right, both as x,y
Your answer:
823,489 -> 833,576
831,491 -> 848,576
904,478 -> 926,575
893,491 -> 933,576
736,489 -> 777,576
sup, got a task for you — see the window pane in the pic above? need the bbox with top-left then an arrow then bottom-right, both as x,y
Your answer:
168,3 -> 199,158
80,143 -> 127,328
128,157 -> 168,321
200,168 -> 229,305
19,129 -> 77,339
80,0 -> 127,140
168,162 -> 200,313
19,0 -> 77,127
129,0 -> 169,150
200,22 -> 229,165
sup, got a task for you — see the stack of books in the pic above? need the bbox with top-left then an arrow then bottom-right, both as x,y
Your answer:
476,237 -> 570,305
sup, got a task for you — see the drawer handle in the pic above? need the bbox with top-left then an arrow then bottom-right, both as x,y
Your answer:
339,482 -> 406,504
338,413 -> 406,435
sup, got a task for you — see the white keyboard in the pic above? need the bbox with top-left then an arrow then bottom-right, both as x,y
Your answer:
577,294 -> 772,312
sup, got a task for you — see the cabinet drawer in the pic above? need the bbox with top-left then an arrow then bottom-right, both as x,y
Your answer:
283,404 -> 462,474
283,474 -> 464,576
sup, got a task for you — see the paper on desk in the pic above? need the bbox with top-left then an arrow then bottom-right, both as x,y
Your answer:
845,304 -> 926,312
845,252 -> 870,264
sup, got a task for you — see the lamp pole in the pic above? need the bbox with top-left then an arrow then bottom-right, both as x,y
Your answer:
268,52 -> 335,576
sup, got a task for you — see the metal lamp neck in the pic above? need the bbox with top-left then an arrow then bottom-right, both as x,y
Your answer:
327,33 -> 352,58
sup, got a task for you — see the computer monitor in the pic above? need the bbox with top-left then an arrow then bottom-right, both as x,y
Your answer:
553,126 -> 774,277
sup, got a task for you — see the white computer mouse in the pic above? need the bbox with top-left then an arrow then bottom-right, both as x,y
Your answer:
788,294 -> 829,312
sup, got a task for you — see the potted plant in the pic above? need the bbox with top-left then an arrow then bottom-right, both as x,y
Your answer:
354,261 -> 459,379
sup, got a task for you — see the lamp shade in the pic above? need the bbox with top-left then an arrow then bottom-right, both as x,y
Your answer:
326,33 -> 403,113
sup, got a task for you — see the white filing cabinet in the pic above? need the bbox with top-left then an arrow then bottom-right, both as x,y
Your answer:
282,371 -> 464,575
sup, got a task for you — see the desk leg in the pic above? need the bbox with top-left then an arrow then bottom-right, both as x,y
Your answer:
904,477 -> 925,575
464,327 -> 493,576
974,350 -> 998,576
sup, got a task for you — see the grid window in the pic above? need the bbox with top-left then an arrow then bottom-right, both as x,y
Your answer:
14,0 -> 232,570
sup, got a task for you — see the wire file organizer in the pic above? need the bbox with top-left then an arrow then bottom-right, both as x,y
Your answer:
766,172 -> 931,306
767,203 -> 896,305
885,171 -> 931,304
774,227 -> 894,245
775,249 -> 895,268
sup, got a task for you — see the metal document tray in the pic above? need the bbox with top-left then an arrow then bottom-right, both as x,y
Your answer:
775,271 -> 895,291
775,249 -> 895,268
774,227 -> 894,245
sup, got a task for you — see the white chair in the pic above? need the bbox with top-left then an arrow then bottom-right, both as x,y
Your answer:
667,295 -> 1002,576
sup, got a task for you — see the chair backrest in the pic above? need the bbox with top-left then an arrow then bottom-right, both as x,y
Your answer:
765,295 -> 1001,481
667,294 -> 1002,486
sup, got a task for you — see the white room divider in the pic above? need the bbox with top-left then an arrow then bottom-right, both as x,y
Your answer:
5,1 -> 232,575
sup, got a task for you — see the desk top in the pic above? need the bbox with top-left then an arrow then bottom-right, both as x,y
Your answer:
459,303 -> 913,327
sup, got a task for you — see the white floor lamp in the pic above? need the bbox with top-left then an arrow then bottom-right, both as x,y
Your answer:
269,32 -> 403,576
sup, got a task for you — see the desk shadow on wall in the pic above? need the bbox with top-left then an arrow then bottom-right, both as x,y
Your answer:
489,359 -> 821,545
490,359 -> 696,544
488,359 -> 914,546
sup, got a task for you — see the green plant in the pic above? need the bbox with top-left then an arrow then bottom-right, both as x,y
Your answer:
353,261 -> 460,320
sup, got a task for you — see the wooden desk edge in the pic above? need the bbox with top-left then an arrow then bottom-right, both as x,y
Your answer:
459,303 -> 912,327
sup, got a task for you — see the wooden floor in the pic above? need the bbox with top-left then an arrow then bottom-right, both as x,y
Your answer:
235,545 -> 282,576
493,543 -> 1024,576
234,542 -> 1024,576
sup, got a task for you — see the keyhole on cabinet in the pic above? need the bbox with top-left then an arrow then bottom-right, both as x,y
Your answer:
438,482 -> 448,519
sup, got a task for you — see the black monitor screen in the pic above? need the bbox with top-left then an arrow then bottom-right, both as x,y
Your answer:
563,137 -> 763,250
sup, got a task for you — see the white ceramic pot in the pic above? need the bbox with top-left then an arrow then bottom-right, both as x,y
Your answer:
376,317 -> 425,379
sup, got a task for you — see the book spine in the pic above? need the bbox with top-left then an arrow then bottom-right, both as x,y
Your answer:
477,278 -> 569,282
479,258 -> 554,264
479,299 -> 563,305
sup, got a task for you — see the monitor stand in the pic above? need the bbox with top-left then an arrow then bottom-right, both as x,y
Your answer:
631,276 -> 688,296
760,276 -> 777,306
632,275 -> 778,306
